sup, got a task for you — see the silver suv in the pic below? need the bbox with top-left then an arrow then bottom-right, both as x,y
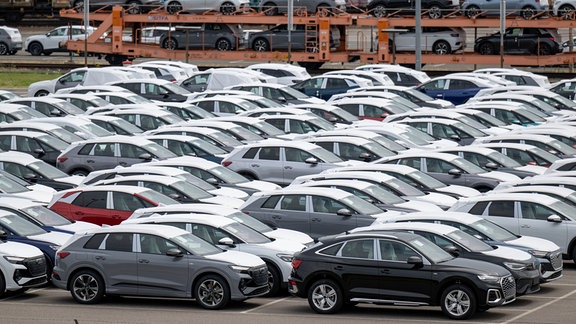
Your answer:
0,26 -> 22,55
52,224 -> 270,309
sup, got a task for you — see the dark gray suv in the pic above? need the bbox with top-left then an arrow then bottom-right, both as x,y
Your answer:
159,23 -> 243,51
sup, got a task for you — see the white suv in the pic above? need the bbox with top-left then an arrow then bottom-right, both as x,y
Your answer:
0,231 -> 48,297
0,26 -> 22,55
24,25 -> 95,56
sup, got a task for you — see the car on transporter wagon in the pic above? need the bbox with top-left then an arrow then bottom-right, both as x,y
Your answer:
288,230 -> 516,319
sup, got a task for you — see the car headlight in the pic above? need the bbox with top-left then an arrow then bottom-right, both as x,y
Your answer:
277,253 -> 293,263
503,262 -> 528,271
229,265 -> 250,273
529,250 -> 548,258
477,274 -> 502,284
4,256 -> 25,264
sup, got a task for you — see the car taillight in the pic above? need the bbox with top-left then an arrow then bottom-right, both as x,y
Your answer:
549,37 -> 555,41
57,157 -> 68,163
222,161 -> 232,167
57,251 -> 70,259
291,259 -> 302,269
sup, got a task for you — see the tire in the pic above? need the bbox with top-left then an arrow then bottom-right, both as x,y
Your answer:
265,262 -> 282,297
262,2 -> 278,16
477,42 -> 495,55
28,42 -> 44,56
215,38 -> 233,51
9,50 -> 17,55
307,279 -> 344,314
0,42 -> 8,55
298,62 -> 323,70
194,274 -> 230,310
558,4 -> 575,19
125,0 -> 143,14
538,43 -> 552,55
70,270 -> 105,304
71,169 -> 90,176
43,51 -> 52,56
428,5 -> 442,19
166,1 -> 182,14
521,6 -> 536,19
371,4 -> 387,18
220,2 -> 236,15
441,284 -> 477,320
35,90 -> 50,97
162,37 -> 178,50
252,38 -> 270,51
572,248 -> 576,264
0,273 -> 5,298
432,40 -> 451,55
465,5 -> 481,18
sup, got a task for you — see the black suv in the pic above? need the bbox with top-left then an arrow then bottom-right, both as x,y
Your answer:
367,0 -> 459,19
289,231 -> 516,320
474,28 -> 562,55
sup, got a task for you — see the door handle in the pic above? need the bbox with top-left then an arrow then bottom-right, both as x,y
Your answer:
272,215 -> 281,219
380,269 -> 390,274
334,266 -> 343,270
87,160 -> 94,163
138,259 -> 150,264
74,211 -> 84,215
250,164 -> 259,167
95,256 -> 105,260
284,166 -> 292,169
520,224 -> 531,228
119,161 -> 128,166
311,217 -> 320,222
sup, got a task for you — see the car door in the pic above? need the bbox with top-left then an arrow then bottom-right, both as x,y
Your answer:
422,157 -> 469,186
309,195 -> 360,238
416,79 -> 447,100
65,190 -> 111,225
444,79 -> 483,105
136,233 -> 189,297
516,201 -> 569,251
377,239 -> 434,304
55,70 -> 87,92
480,200 -> 521,234
335,239 -> 381,299
503,28 -> 522,53
250,146 -> 283,184
97,232 -> 139,295
44,26 -> 69,50
118,143 -> 152,168
282,147 -> 325,185
85,142 -> 119,171
273,194 -> 310,235
110,191 -> 153,223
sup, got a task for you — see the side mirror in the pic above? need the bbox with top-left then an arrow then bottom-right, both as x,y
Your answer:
23,173 -> 38,182
168,193 -> 181,200
205,178 -> 220,187
547,214 -> 563,223
449,134 -> 461,142
304,157 -> 319,165
0,230 -> 7,241
407,256 -> 423,267
185,152 -> 198,157
138,153 -> 152,161
336,208 -> 352,217
484,162 -> 499,170
50,109 -> 63,116
276,96 -> 287,103
448,168 -> 462,177
33,148 -> 45,156
443,245 -> 460,257
218,237 -> 235,247
165,248 -> 183,257
359,152 -> 373,162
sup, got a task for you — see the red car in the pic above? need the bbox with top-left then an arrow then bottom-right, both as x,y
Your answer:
48,185 -> 179,226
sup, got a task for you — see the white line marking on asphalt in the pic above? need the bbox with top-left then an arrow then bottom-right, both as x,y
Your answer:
500,288 -> 576,324
240,296 -> 290,314
2,287 -> 48,301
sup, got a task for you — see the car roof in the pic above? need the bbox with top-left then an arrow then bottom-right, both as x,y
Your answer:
260,186 -> 354,199
0,151 -> 41,164
133,203 -> 236,217
383,211 -> 483,225
0,195 -> 41,209
295,179 -> 375,190
68,184 -> 157,194
306,136 -> 373,144
96,174 -> 182,186
328,164 -> 420,175
75,134 -> 157,145
89,223 -> 190,238
379,151 -> 460,161
496,185 -> 576,197
126,213 -> 235,227
460,192 -> 561,204
353,221 -> 458,235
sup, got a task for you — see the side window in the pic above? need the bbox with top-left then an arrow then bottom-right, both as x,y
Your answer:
93,143 -> 115,157
279,194 -> 306,211
426,158 -> 457,173
487,201 -> 515,218
467,201 -> 489,215
318,242 -> 344,256
72,191 -> 107,209
520,202 -> 558,220
379,240 -> 419,262
414,231 -> 453,249
112,192 -> 149,211
139,233 -> 176,255
285,147 -> 314,162
104,233 -> 134,252
0,135 -> 11,150
258,147 -> 280,160
241,147 -> 258,159
119,143 -> 147,158
311,195 -> 347,213
261,195 -> 281,209
15,136 -> 41,152
340,239 -> 374,259
2,162 -> 31,178
83,233 -> 106,249
397,157 -> 422,170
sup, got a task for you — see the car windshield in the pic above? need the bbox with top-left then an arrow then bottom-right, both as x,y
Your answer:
170,181 -> 213,199
486,151 -> 522,167
309,117 -> 336,131
142,143 -> 178,159
409,237 -> 453,263
527,147 -> 562,163
75,122 -> 114,137
222,222 -> 271,244
37,134 -> 70,150
445,229 -> 493,252
401,126 -> 437,144
127,94 -> 154,104
464,110 -> 508,127
53,101 -> 86,115
107,118 -> 144,134
280,86 -> 314,99
163,82 -> 192,95
549,200 -> 576,220
48,128 -> 85,143
28,161 -> 70,179
310,147 -> 344,163
452,121 -> 488,137
353,184 -> 405,205
140,189 -> 180,206
341,195 -> 386,215
189,139 -> 228,155
384,177 -> 426,196
159,113 -> 184,125
171,232 -> 223,256
403,88 -> 436,102
470,219 -> 517,242
226,211 -> 272,233
406,170 -> 445,189
545,139 -> 576,155
369,135 -> 407,152
449,157 -> 487,174
0,213 -> 47,236
22,205 -> 72,226
0,174 -> 31,193
207,165 -> 250,184
362,142 -> 395,157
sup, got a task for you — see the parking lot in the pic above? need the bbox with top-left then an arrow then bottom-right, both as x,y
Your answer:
1,261 -> 574,324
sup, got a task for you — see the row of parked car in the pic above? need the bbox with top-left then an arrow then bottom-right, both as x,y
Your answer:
1,61 -> 575,320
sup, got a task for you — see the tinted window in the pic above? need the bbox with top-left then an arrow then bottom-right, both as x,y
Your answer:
279,194 -> 306,211
468,201 -> 489,215
73,191 -> 107,209
105,233 -> 133,252
487,201 -> 515,218
261,195 -> 281,208
84,233 -> 106,249
341,239 -> 374,259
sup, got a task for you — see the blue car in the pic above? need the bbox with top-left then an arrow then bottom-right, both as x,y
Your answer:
416,76 -> 493,105
291,75 -> 372,101
0,210 -> 72,271
145,135 -> 228,164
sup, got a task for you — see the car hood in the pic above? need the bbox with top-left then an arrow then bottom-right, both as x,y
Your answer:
0,241 -> 44,258
437,257 -> 511,277
208,187 -> 249,200
257,237 -> 306,254
28,231 -> 73,246
55,175 -> 84,186
478,171 -> 521,182
482,126 -> 512,135
396,200 -> 443,212
482,245 -> 533,262
436,185 -> 481,198
15,188 -> 54,205
516,165 -> 547,175
507,235 -> 560,252
236,180 -> 281,192
199,196 -> 245,209
54,221 -> 100,234
205,250 -> 265,267
404,192 -> 457,209
334,160 -> 367,167
263,228 -> 314,246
